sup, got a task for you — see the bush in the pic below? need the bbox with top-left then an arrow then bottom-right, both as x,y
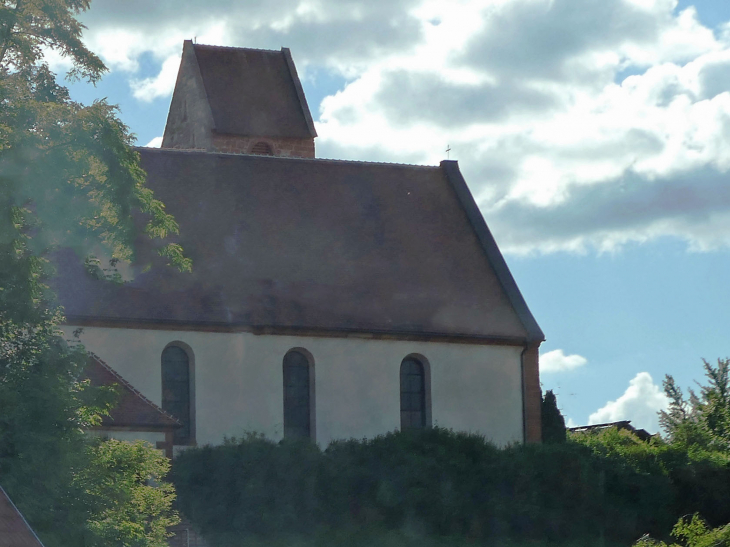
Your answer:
172,428 -> 730,546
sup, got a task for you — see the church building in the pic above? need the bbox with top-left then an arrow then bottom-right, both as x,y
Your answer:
57,41 -> 545,453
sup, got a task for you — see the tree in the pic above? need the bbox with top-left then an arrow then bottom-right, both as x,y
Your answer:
660,358 -> 730,451
0,1 -> 185,544
635,514 -> 730,547
541,389 -> 566,443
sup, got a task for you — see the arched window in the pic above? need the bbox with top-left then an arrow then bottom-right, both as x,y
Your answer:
283,350 -> 312,439
400,356 -> 427,429
162,345 -> 192,444
250,141 -> 274,155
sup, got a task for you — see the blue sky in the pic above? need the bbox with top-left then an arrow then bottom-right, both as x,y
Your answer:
61,0 -> 730,432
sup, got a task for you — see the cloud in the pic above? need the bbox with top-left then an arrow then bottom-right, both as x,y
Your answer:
540,349 -> 588,373
73,0 -> 730,254
145,136 -> 163,148
131,55 -> 182,102
588,372 -> 669,433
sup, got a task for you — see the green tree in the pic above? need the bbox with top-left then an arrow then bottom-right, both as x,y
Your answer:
660,358 -> 730,451
74,439 -> 179,546
0,1 -> 185,544
635,514 -> 730,547
541,389 -> 566,443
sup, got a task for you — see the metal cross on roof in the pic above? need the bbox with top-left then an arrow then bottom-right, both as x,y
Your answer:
446,144 -> 451,159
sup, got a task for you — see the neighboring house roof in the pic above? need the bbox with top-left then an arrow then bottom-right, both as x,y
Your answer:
56,151 -> 543,343
84,353 -> 182,431
192,43 -> 316,139
569,420 -> 654,442
0,485 -> 44,547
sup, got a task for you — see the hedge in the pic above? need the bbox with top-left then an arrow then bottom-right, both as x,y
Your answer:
171,428 -> 730,546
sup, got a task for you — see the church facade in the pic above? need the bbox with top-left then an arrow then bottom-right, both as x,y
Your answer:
58,41 -> 544,452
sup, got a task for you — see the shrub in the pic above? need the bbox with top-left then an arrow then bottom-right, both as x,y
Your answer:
171,427 -> 730,546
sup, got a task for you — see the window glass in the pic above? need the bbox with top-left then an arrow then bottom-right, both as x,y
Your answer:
400,357 -> 425,429
162,345 -> 190,443
283,350 -> 311,439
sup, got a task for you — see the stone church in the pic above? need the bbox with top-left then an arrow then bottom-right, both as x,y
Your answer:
56,41 -> 545,455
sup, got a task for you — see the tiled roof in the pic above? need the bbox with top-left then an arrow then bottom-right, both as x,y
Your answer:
56,151 -> 542,342
0,486 -> 44,547
84,354 -> 182,431
192,43 -> 316,139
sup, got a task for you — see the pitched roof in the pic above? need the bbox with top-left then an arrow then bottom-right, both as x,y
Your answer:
84,354 -> 182,431
57,150 -> 542,343
0,486 -> 44,547
191,43 -> 316,138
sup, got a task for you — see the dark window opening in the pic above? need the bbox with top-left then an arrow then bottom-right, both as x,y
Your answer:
400,357 -> 426,429
162,345 -> 191,444
283,350 -> 311,439
251,141 -> 274,155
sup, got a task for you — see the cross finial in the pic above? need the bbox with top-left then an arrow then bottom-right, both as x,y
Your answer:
445,144 -> 451,159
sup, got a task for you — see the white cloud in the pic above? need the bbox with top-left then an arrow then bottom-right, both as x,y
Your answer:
130,55 -> 182,102
540,349 -> 588,373
145,136 -> 163,148
588,372 -> 669,433
72,0 -> 730,254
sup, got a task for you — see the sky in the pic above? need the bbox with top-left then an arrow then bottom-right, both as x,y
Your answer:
54,0 -> 730,434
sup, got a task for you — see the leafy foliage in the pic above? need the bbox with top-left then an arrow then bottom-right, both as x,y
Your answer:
172,427 -> 730,546
661,358 -> 730,451
74,439 -> 179,547
635,514 -> 730,547
0,1 -> 184,544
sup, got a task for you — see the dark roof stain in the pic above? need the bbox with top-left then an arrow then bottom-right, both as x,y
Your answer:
192,43 -> 316,138
84,353 -> 182,430
0,486 -> 44,547
56,149 -> 541,342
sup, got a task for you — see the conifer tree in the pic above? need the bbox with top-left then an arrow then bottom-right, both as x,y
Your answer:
541,389 -> 566,443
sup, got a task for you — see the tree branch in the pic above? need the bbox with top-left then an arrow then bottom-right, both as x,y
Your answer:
0,0 -> 23,67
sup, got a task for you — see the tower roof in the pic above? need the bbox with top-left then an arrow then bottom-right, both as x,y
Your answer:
190,42 -> 316,138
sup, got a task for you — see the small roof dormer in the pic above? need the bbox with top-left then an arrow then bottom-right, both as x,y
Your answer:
162,41 -> 317,157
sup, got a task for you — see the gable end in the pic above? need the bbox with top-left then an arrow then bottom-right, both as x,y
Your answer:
440,160 -> 544,343
282,47 -> 317,138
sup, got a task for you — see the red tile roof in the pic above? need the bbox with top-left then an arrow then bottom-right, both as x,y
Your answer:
84,354 -> 182,431
0,486 -> 44,547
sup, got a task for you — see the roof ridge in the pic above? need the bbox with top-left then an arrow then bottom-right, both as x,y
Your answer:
192,43 -> 281,54
87,353 -> 182,426
138,146 -> 440,170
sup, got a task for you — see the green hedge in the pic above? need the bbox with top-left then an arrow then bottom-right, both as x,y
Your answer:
171,428 -> 730,546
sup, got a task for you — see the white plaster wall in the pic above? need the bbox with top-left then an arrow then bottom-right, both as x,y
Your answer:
65,326 -> 524,447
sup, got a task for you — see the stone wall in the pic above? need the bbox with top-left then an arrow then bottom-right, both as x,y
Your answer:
211,134 -> 315,158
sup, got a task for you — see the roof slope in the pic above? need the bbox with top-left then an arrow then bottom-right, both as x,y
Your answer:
0,486 -> 44,547
84,354 -> 181,430
57,150 -> 541,342
192,44 -> 316,138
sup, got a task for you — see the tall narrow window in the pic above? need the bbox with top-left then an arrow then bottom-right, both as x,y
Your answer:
283,350 -> 311,439
400,357 -> 426,429
162,345 -> 191,444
